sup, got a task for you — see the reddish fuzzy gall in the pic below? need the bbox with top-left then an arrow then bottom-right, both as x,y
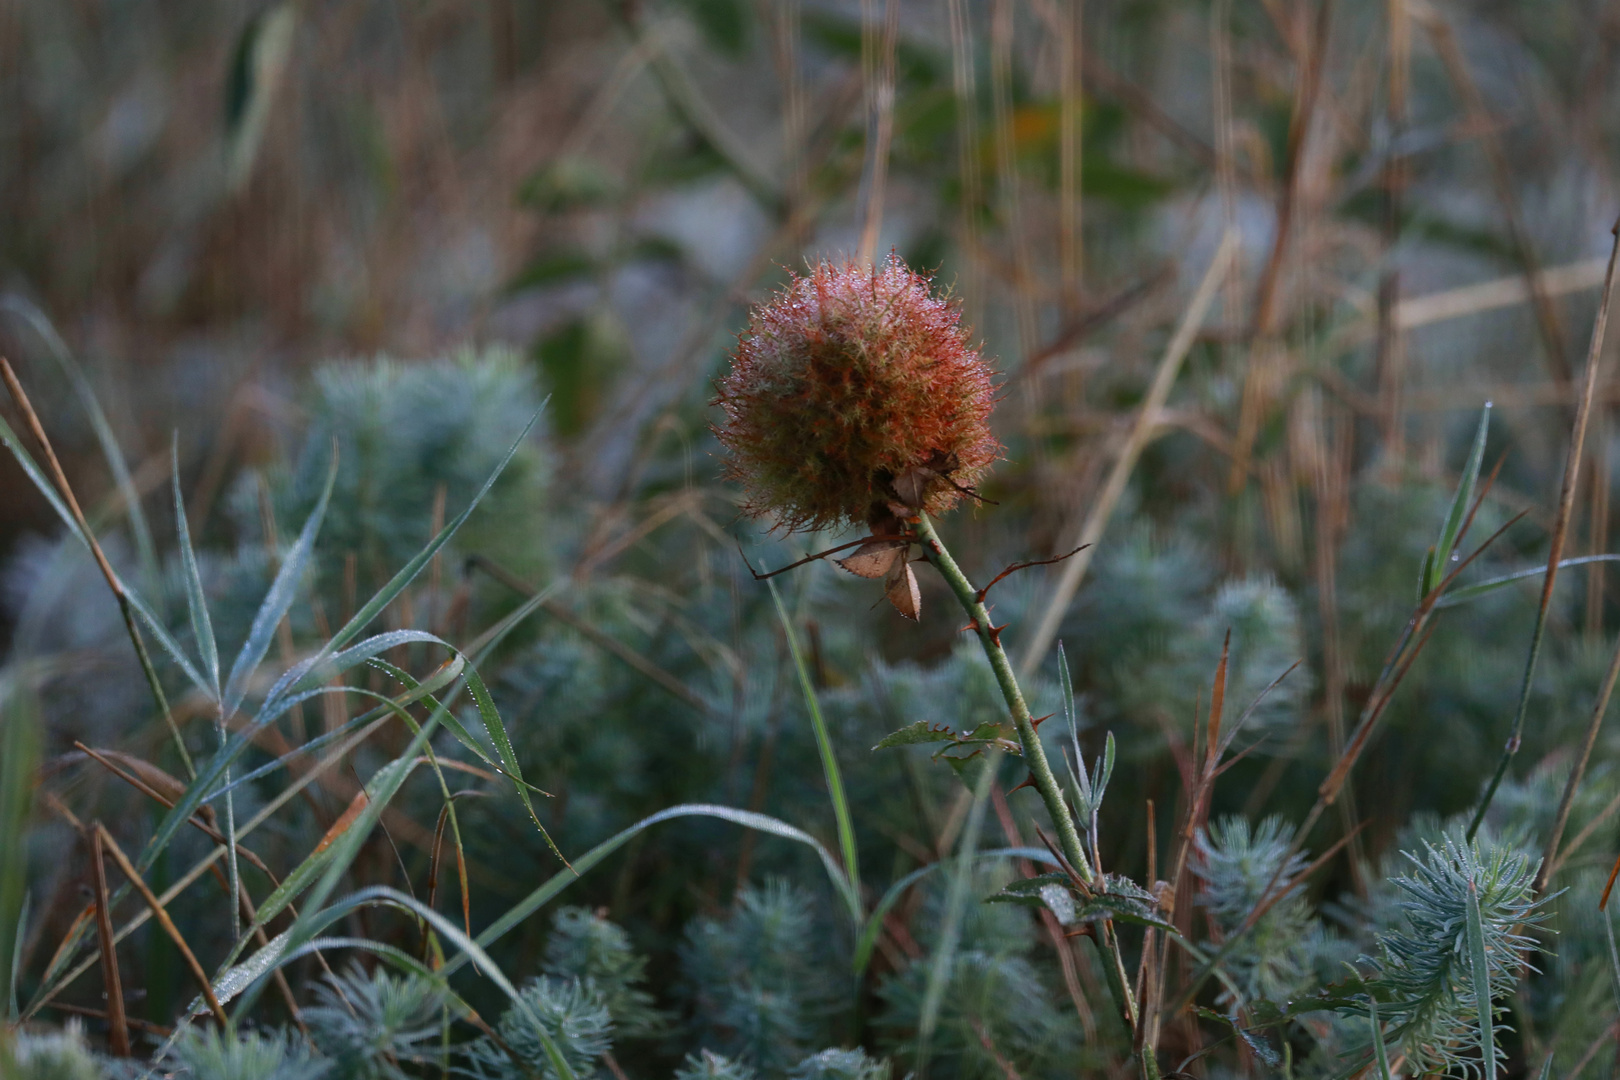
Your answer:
713,256 -> 1001,533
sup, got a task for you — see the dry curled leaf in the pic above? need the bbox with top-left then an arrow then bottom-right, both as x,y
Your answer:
838,538 -> 908,579
886,561 -> 921,620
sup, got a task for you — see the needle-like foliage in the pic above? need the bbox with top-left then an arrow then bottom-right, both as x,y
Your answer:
304,965 -> 449,1080
1364,830 -> 1547,1078
1195,815 -> 1321,1006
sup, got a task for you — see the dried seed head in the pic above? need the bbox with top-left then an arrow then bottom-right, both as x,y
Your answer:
714,256 -> 1001,532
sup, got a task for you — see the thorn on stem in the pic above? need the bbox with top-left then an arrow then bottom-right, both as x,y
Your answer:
973,545 -> 1090,603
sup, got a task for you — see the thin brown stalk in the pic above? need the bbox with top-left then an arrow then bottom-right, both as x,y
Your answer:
1251,0 -> 1334,337
1147,643 -> 1231,1060
1,357 -> 192,777
71,747 -> 307,1026
96,823 -> 228,1027
1420,11 -> 1570,386
1375,0 -> 1411,461
46,1003 -> 172,1037
1537,629 -> 1620,894
856,0 -> 899,264
1020,230 -> 1238,676
990,0 -> 1037,360
1469,213 -> 1620,839
1551,775 -> 1620,880
1230,0 -> 1332,493
1566,1016 -> 1620,1078
1058,0 -> 1082,312
24,716 -> 390,1021
946,0 -> 983,326
89,825 -> 131,1056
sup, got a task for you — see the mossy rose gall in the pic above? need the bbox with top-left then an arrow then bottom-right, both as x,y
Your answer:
713,256 -> 1000,533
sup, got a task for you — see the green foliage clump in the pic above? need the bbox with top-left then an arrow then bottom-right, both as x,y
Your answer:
542,906 -> 664,1038
1195,815 -> 1321,1005
232,347 -> 552,596
875,872 -> 1085,1080
461,976 -> 614,1080
674,1049 -> 758,1080
2,1027 -> 102,1080
788,1047 -> 890,1080
1059,528 -> 1307,746
678,881 -> 835,1074
304,965 -> 448,1079
163,1027 -> 325,1080
1362,831 -> 1546,1077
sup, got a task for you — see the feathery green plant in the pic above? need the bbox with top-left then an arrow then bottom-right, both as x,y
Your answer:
542,906 -> 664,1038
460,976 -> 614,1080
304,965 -> 450,1079
678,881 -> 835,1074
1362,831 -> 1547,1077
1195,816 -> 1320,1006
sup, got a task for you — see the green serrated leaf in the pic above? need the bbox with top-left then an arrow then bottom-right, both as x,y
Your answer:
991,872 -> 1072,897
874,721 -> 958,750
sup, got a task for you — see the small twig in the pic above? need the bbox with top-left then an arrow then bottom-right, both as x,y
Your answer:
1469,212 -> 1620,840
96,823 -> 229,1027
974,546 -> 1088,603
88,824 -> 131,1056
1,356 -> 192,777
734,534 -> 911,581
1020,229 -> 1238,677
45,1003 -> 172,1037
1537,628 -> 1620,895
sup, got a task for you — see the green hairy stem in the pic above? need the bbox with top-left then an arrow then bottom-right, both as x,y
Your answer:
914,512 -> 1140,1037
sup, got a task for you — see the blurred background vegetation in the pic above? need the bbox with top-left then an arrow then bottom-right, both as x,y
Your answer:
8,0 -> 1620,1075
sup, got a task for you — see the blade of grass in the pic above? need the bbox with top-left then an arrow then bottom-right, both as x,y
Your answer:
1470,214 -> 1620,840
768,576 -> 861,905
1369,992 -> 1393,1080
0,682 -> 40,1021
171,432 -> 242,938
464,665 -> 566,865
139,632 -> 461,876
0,363 -> 195,774
1436,554 -> 1620,607
327,405 -> 546,658
919,750 -> 999,1076
24,712 -> 389,1019
1465,875 -> 1498,1080
227,707 -> 450,1022
1428,403 -> 1493,595
209,802 -> 860,1005
0,297 -> 161,597
467,803 -> 860,957
223,447 -> 337,717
